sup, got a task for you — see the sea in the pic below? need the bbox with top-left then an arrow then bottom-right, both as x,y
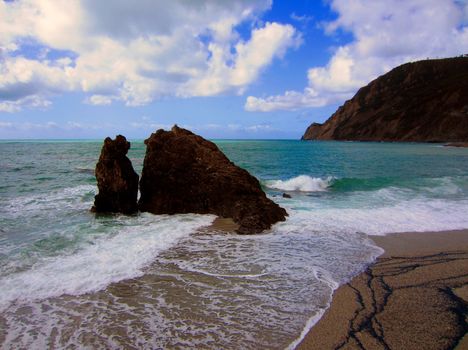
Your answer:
1,139 -> 467,349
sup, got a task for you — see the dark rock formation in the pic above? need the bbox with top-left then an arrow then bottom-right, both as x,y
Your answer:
92,135 -> 139,214
302,57 -> 468,142
138,125 -> 287,234
282,193 -> 292,198
302,123 -> 324,141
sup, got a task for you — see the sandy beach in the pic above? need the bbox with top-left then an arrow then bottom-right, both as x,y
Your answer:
297,230 -> 468,350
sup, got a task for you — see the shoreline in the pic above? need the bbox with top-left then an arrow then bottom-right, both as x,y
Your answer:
295,229 -> 468,349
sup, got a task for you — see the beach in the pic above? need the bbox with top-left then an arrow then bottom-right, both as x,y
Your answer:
297,230 -> 468,350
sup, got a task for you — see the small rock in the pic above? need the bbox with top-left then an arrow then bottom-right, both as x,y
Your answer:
92,135 -> 139,214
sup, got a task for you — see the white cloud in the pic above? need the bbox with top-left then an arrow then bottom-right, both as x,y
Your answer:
246,88 -> 342,112
245,123 -> 273,132
231,22 -> 301,87
245,0 -> 468,112
192,122 -> 276,134
0,55 -> 73,108
0,95 -> 52,113
184,22 -> 301,96
129,121 -> 173,130
85,95 -> 115,106
0,0 -> 300,112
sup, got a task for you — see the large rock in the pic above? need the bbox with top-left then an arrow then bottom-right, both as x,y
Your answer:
138,125 -> 287,234
302,57 -> 468,142
93,135 -> 139,214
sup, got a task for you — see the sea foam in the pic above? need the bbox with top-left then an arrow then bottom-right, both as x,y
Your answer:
266,175 -> 334,192
274,184 -> 468,236
0,211 -> 214,310
2,184 -> 96,216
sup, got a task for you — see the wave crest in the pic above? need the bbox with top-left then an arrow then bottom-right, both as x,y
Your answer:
266,175 -> 334,192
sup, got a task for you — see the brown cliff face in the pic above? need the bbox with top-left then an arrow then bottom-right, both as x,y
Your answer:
92,135 -> 139,214
138,125 -> 287,234
302,57 -> 468,142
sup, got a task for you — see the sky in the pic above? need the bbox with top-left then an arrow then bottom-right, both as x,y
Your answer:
0,0 -> 467,139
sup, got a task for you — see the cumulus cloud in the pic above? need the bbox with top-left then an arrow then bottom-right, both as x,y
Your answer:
245,0 -> 468,112
0,95 -> 52,113
0,0 -> 300,111
184,22 -> 301,96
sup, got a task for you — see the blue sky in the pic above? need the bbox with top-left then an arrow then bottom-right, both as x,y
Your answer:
0,0 -> 467,139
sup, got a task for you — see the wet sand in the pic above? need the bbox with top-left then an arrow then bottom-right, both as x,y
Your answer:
208,217 -> 239,232
297,230 -> 468,350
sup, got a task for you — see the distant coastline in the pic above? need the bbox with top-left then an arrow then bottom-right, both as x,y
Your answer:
302,57 -> 468,143
445,142 -> 468,148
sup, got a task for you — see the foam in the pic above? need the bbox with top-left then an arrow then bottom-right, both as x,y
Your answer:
0,213 -> 215,309
74,166 -> 95,174
2,176 -> 467,348
2,184 -> 96,216
276,195 -> 468,237
182,268 -> 269,279
150,222 -> 381,349
422,176 -> 464,195
0,206 -> 383,349
266,175 -> 334,192
286,307 -> 328,350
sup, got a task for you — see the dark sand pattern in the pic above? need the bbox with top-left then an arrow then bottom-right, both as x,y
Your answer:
298,231 -> 468,350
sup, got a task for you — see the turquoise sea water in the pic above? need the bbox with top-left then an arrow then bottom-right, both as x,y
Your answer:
1,140 -> 468,349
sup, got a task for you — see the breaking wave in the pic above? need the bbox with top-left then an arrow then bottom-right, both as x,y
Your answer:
266,175 -> 334,192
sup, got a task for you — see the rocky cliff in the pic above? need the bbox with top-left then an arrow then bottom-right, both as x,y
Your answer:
138,125 -> 287,234
302,57 -> 468,142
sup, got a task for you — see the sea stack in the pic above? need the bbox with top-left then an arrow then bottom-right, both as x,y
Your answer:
302,57 -> 468,142
92,135 -> 139,214
139,125 -> 287,234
